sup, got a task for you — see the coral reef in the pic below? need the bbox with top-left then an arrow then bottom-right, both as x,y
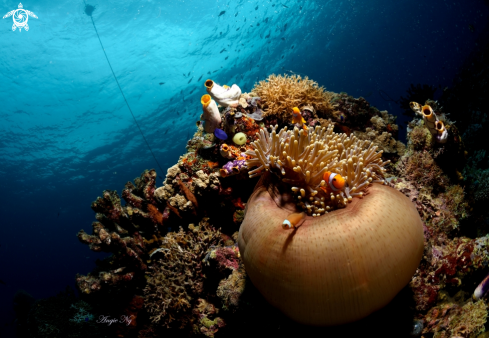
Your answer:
76,169 -> 168,294
421,291 -> 487,338
66,71 -> 489,337
250,74 -> 333,125
143,220 -> 225,334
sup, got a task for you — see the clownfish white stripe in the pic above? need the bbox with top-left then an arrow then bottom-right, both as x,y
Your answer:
282,219 -> 293,229
282,212 -> 306,230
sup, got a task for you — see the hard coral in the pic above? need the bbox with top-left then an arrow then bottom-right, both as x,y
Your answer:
143,219 -> 222,330
250,74 -> 333,124
76,170 -> 166,294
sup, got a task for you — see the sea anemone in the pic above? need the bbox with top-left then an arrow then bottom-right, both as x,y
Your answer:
250,74 -> 333,122
238,177 -> 424,325
239,125 -> 424,325
245,124 -> 390,215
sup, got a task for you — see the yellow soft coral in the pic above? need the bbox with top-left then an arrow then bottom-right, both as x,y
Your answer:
250,74 -> 333,122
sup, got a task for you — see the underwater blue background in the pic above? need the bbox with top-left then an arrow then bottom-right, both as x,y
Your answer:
0,0 -> 488,335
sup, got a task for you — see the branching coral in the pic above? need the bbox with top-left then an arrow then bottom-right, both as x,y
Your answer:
245,124 -> 390,215
76,170 -> 168,294
143,220 -> 222,330
250,74 -> 333,123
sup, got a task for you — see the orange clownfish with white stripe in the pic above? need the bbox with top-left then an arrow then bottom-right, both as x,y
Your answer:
320,171 -> 346,194
291,107 -> 307,130
282,212 -> 306,230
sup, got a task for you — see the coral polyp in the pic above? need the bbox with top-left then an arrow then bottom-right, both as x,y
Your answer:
245,124 -> 390,215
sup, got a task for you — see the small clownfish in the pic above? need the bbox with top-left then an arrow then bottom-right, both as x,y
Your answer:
282,212 -> 306,230
320,171 -> 346,194
291,107 -> 307,129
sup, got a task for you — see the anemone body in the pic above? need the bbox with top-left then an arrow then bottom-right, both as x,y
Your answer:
238,179 -> 424,326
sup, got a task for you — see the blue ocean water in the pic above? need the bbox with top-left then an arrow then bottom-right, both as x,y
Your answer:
0,0 -> 487,336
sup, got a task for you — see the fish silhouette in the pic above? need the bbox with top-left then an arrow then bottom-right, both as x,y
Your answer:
218,11 -> 226,17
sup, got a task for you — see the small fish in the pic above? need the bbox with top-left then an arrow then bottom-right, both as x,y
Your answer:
284,23 -> 288,31
188,77 -> 193,84
264,17 -> 269,23
159,82 -> 165,85
281,55 -> 284,59
213,70 -> 218,73
282,212 -> 305,230
188,71 -> 191,76
225,56 -> 229,60
207,71 -> 211,75
282,4 -> 289,8
198,75 -> 203,82
218,11 -> 226,17
183,73 -> 187,77
235,12 -> 238,17
220,48 -> 227,53
255,5 -> 258,10
189,88 -> 196,94
291,107 -> 306,126
220,32 -> 222,35
236,27 -> 240,31
291,45 -> 294,49
320,172 -> 346,194
257,23 -> 260,26
214,128 -> 228,140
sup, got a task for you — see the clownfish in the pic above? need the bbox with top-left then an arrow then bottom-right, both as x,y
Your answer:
291,107 -> 307,129
282,212 -> 306,230
320,171 -> 346,194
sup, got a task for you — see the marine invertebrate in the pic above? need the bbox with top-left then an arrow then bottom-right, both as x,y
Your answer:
205,79 -> 241,107
238,177 -> 424,325
201,94 -> 221,133
76,170 -> 167,294
250,74 -> 333,123
410,102 -> 448,144
220,153 -> 247,178
422,291 -> 488,338
232,132 -> 247,145
245,124 -> 390,215
143,220 -> 222,330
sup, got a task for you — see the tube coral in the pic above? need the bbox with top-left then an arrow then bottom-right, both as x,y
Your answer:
205,79 -> 241,107
201,94 -> 220,133
245,124 -> 390,215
